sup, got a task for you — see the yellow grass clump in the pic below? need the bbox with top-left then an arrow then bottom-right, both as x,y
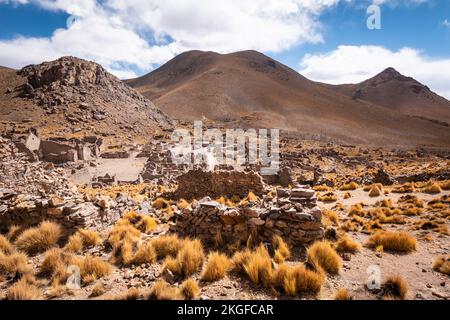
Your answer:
180,279 -> 200,300
333,288 -> 353,300
272,235 -> 291,264
233,245 -> 273,288
440,180 -> 450,191
151,234 -> 184,259
201,252 -> 231,282
392,184 -> 415,194
323,210 -> 339,226
15,221 -> 63,254
90,282 -> 106,298
334,235 -> 361,254
365,231 -> 416,253
369,185 -> 382,197
152,198 -> 170,210
147,280 -> 182,300
423,183 -> 442,194
0,251 -> 34,279
39,248 -> 70,282
433,256 -> 450,275
5,279 -> 43,300
313,185 -> 331,192
131,241 -> 156,265
381,275 -> 409,300
0,234 -> 14,254
307,241 -> 341,275
274,263 -> 325,297
318,192 -> 338,203
343,192 -> 352,199
177,199 -> 191,210
72,255 -> 112,284
340,182 -> 359,191
122,211 -> 158,233
163,239 -> 204,278
111,288 -> 142,300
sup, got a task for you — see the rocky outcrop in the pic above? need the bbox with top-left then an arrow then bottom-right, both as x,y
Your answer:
173,187 -> 323,246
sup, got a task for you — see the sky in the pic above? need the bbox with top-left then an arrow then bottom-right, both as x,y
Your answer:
0,0 -> 450,98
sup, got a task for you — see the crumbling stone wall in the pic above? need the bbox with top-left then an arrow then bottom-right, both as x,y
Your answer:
169,170 -> 267,200
172,187 -> 323,246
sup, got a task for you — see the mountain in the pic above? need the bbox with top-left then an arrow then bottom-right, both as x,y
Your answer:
126,50 -> 450,149
0,57 -> 172,144
330,67 -> 450,125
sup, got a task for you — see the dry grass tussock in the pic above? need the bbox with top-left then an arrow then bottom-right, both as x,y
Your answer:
0,234 -> 14,254
333,288 -> 353,300
422,183 -> 442,194
151,234 -> 184,259
318,192 -> 338,202
273,263 -> 325,297
15,221 -> 63,254
272,235 -> 291,264
66,229 -> 101,253
71,255 -> 112,284
5,278 -> 43,300
89,282 -> 106,298
0,250 -> 34,279
201,252 -> 231,282
180,279 -> 200,300
340,182 -> 359,191
307,241 -> 341,274
433,256 -> 450,275
232,245 -> 273,288
381,275 -> 409,300
147,280 -> 182,300
162,239 -> 204,278
334,235 -> 361,254
365,231 -> 416,253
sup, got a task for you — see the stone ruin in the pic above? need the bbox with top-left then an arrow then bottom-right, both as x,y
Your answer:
172,187 -> 323,246
8,129 -> 102,164
168,169 -> 267,200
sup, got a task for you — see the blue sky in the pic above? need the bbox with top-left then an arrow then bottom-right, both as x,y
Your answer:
0,0 -> 449,97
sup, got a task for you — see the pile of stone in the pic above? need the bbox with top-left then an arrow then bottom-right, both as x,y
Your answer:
172,186 -> 323,246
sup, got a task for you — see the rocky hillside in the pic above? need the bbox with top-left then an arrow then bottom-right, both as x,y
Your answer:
0,57 -> 172,145
127,50 -> 450,149
330,68 -> 450,125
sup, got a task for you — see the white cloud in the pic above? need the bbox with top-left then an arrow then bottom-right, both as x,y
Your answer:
299,45 -> 450,99
0,0 -> 342,78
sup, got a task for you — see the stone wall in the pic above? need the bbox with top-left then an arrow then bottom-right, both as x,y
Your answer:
172,187 -> 323,246
168,170 -> 267,200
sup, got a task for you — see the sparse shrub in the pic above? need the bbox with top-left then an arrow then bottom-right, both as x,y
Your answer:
340,182 -> 359,191
147,280 -> 182,300
334,288 -> 353,300
272,235 -> 290,263
365,231 -> 416,253
180,279 -> 200,300
201,252 -> 231,282
381,275 -> 409,300
433,256 -> 450,275
15,221 -> 63,254
334,235 -> 361,254
307,241 -> 341,274
5,279 -> 42,300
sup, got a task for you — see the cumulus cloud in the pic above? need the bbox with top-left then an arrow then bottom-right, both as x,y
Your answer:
299,45 -> 450,99
0,0 -> 342,78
